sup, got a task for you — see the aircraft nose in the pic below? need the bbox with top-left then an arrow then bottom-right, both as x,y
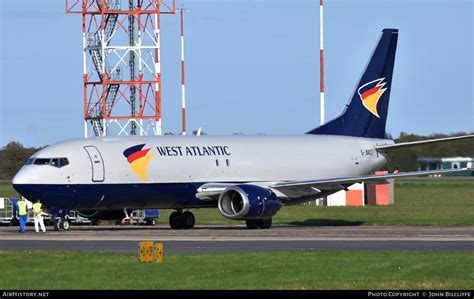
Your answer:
12,167 -> 39,199
12,167 -> 30,186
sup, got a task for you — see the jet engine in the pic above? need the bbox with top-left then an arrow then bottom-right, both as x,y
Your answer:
218,184 -> 281,220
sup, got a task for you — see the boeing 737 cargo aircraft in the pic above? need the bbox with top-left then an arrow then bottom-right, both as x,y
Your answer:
13,29 -> 473,229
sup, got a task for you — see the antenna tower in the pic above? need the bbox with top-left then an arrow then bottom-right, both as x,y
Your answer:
66,0 -> 176,137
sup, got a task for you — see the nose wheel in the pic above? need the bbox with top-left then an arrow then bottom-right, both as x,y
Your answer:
54,218 -> 71,231
169,210 -> 195,230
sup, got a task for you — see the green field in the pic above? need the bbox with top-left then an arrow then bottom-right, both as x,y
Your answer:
0,250 -> 472,290
0,180 -> 15,197
2,178 -> 473,226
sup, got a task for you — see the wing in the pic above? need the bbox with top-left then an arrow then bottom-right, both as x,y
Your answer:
195,168 -> 471,201
270,168 -> 471,197
376,135 -> 474,151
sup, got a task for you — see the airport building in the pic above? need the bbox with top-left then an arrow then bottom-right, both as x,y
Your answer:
417,157 -> 474,176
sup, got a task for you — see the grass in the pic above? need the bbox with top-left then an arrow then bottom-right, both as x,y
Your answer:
2,179 -> 473,226
0,180 -> 16,197
0,250 -> 472,290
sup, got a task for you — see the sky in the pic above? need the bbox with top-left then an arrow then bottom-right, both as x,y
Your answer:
0,0 -> 473,148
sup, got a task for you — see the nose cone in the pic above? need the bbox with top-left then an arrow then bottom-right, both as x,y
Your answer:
12,167 -> 40,200
12,167 -> 27,186
12,166 -> 38,186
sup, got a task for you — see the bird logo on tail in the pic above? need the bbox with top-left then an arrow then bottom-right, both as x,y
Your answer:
123,144 -> 155,182
357,78 -> 387,118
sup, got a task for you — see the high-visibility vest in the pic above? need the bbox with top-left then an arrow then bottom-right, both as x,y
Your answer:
18,201 -> 27,216
33,203 -> 42,216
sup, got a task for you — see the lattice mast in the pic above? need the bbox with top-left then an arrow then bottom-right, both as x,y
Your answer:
66,0 -> 176,137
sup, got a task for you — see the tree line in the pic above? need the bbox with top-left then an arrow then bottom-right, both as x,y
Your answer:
0,142 -> 40,181
0,132 -> 472,180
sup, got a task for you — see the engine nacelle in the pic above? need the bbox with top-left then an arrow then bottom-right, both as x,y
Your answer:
218,184 -> 281,220
76,210 -> 124,220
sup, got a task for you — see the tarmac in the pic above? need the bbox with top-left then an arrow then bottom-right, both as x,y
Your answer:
0,225 -> 473,253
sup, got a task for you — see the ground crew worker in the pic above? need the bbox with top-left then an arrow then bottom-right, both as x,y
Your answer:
17,197 -> 28,233
33,199 -> 48,233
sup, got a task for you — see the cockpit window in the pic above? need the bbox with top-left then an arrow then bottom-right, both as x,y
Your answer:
59,158 -> 69,167
30,158 -> 69,168
50,159 -> 59,167
34,158 -> 51,165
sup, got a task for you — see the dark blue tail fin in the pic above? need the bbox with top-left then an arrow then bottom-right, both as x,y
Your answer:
307,28 -> 398,139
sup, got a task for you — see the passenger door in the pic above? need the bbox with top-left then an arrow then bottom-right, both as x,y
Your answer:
84,146 -> 105,182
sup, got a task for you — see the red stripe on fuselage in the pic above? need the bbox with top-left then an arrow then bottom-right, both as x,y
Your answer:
361,86 -> 380,99
127,148 -> 151,163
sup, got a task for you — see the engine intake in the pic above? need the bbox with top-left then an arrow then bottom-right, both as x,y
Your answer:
218,184 -> 281,220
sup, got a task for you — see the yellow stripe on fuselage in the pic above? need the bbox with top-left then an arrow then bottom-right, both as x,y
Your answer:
130,154 -> 155,181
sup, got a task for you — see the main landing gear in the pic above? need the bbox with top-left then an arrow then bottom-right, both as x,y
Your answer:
245,218 -> 272,229
169,209 -> 195,230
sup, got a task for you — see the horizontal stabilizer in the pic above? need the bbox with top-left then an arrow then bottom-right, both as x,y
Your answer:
376,135 -> 474,151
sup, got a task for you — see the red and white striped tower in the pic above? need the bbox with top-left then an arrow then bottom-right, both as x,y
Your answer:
180,8 -> 187,136
319,0 -> 325,125
66,0 -> 177,137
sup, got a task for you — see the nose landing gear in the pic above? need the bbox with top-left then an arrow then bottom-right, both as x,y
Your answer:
53,217 -> 71,231
169,209 -> 195,229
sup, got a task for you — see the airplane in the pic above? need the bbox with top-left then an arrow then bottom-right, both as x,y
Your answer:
12,28 -> 473,230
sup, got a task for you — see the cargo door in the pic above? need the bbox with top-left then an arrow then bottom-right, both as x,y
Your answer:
84,146 -> 105,182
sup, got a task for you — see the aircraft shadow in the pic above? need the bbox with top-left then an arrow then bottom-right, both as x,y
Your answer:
285,219 -> 365,227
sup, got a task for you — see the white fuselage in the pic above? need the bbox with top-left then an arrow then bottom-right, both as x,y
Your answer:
14,135 -> 392,184
12,135 -> 393,209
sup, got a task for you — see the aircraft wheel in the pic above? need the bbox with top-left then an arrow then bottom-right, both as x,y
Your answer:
258,218 -> 272,229
60,219 -> 70,231
245,220 -> 259,229
182,211 -> 195,229
169,211 -> 183,230
53,219 -> 61,231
